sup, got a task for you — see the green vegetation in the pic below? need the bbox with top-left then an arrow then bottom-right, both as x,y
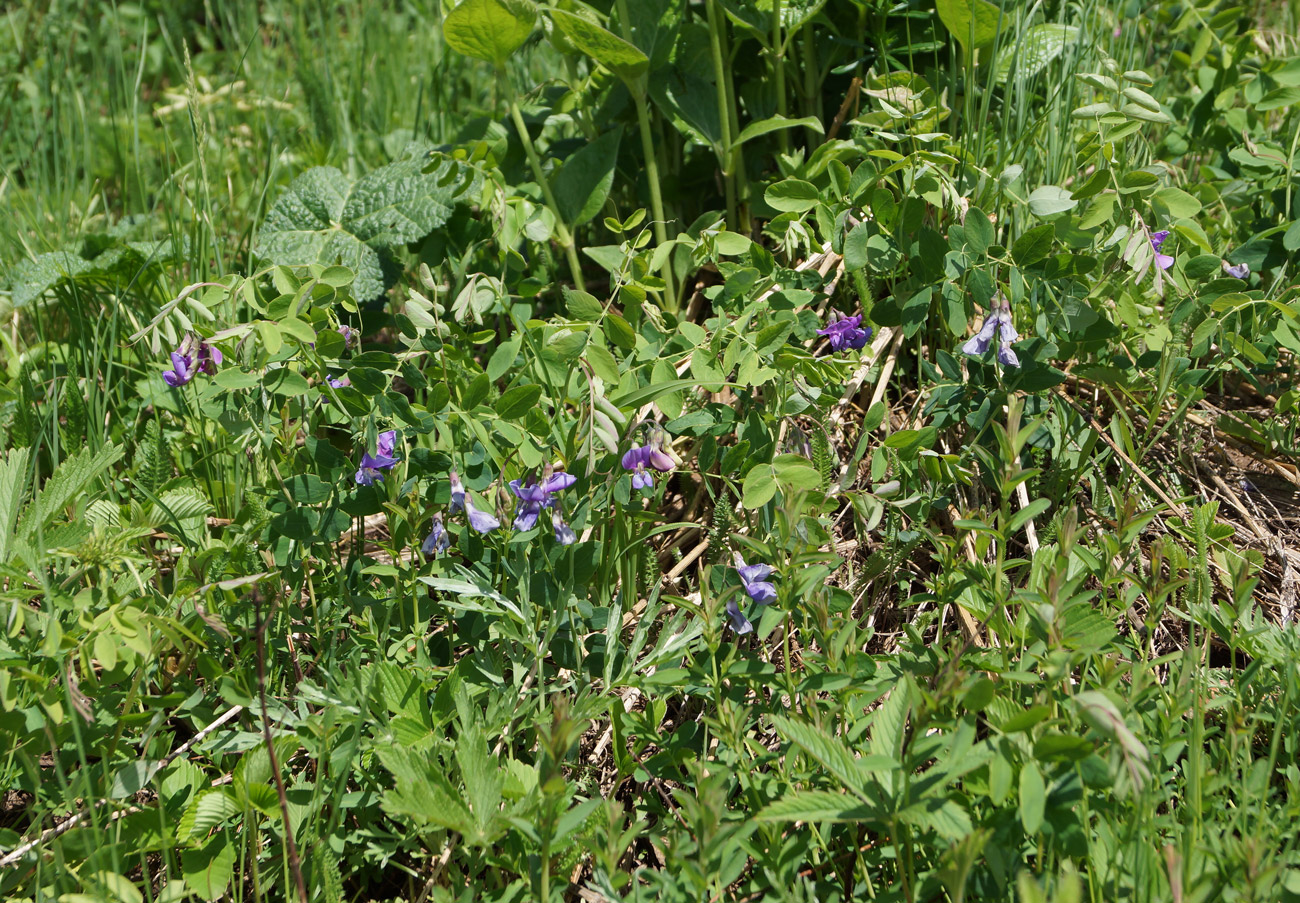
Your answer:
3,0 -> 1300,900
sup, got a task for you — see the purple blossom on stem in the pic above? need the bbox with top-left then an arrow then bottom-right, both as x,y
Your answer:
338,324 -> 358,348
737,561 -> 777,604
328,375 -> 350,389
1222,260 -> 1249,280
508,469 -> 575,531
726,599 -> 753,635
163,336 -> 222,387
354,429 -> 399,486
465,497 -> 501,533
1150,230 -> 1174,270
554,516 -> 576,545
622,442 -> 674,490
448,470 -> 466,513
421,513 -> 449,557
817,311 -> 871,352
961,298 -> 1020,368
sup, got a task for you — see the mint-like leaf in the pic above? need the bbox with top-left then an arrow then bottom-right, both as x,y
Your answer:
255,152 -> 477,302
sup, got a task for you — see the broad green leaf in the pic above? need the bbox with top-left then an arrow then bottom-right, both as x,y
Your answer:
995,24 -> 1078,83
550,8 -> 648,85
181,831 -> 236,901
1012,224 -> 1055,266
8,251 -> 92,309
0,447 -> 31,563
496,384 -> 544,419
733,114 -> 824,148
443,0 -> 537,66
1152,186 -> 1201,219
1026,185 -> 1077,218
256,154 -> 476,301
1256,86 -> 1300,112
1018,761 -> 1045,833
936,0 -> 1002,51
553,129 -> 623,226
765,178 -> 820,213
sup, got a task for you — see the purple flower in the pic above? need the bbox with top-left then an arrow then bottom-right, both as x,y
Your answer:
1150,230 -> 1174,270
338,324 -> 358,348
163,350 -> 194,387
726,599 -> 753,635
449,471 -> 465,513
508,469 -> 575,531
328,375 -> 350,389
465,497 -> 500,533
622,443 -> 674,490
354,429 -> 399,485
163,336 -> 222,387
421,513 -> 449,557
737,560 -> 777,605
554,516 -> 576,545
1222,260 -> 1249,280
961,298 -> 1020,368
818,311 -> 871,352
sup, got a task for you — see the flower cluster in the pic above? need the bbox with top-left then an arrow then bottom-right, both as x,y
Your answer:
961,298 -> 1019,368
163,335 -> 223,388
817,310 -> 871,352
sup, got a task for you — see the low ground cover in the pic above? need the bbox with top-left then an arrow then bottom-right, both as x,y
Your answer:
2,0 -> 1300,900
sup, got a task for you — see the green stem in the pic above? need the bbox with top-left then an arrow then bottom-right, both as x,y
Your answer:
705,0 -> 737,229
614,0 -> 677,312
773,0 -> 788,155
504,81 -> 586,290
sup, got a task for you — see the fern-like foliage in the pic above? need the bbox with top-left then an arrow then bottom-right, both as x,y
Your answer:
134,418 -> 173,495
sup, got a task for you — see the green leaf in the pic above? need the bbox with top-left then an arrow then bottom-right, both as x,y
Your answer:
262,368 -> 310,397
181,831 -> 236,901
757,790 -> 882,823
764,179 -> 820,213
0,448 -> 31,564
255,154 -> 475,301
553,129 -> 623,227
733,115 -> 824,148
496,384 -> 544,419
18,444 -> 123,543
1256,86 -> 1300,112
936,0 -> 1002,51
741,464 -> 778,509
443,0 -> 537,66
1152,186 -> 1201,219
1018,761 -> 1045,833
995,24 -> 1078,83
550,8 -> 648,85
1012,224 -> 1055,266
8,251 -> 93,309
1026,186 -> 1077,218
772,714 -> 894,800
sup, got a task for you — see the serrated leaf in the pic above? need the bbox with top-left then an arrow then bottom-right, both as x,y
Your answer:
18,444 -> 123,543
9,251 -> 93,308
256,156 -> 474,301
757,790 -> 883,823
0,448 -> 31,564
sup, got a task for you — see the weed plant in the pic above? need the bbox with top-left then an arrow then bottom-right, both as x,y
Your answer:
3,0 -> 1300,901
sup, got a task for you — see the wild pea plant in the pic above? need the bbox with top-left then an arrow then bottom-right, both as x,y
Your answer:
2,0 -> 1300,901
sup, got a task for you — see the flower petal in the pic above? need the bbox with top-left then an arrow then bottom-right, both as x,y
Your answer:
541,471 -> 576,493
726,599 -> 753,635
465,499 -> 500,533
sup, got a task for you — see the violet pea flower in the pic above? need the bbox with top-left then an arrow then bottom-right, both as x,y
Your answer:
162,350 -> 195,388
737,561 -> 777,605
554,516 -> 576,546
1150,231 -> 1174,271
818,311 -> 871,352
508,470 -> 575,531
1222,260 -> 1249,280
421,513 -> 449,557
962,298 -> 1020,368
328,375 -> 350,389
464,497 -> 500,533
622,444 -> 674,490
726,599 -> 754,635
448,470 -> 465,513
354,429 -> 399,486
